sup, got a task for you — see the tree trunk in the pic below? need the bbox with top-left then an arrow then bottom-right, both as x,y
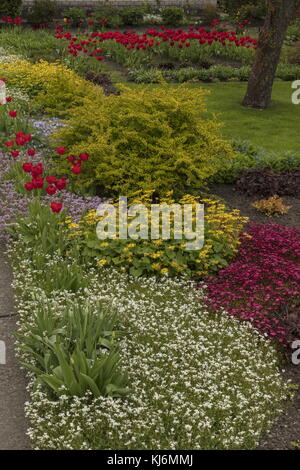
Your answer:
242,0 -> 297,109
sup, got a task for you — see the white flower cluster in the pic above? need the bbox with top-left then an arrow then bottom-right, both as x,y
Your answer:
6,86 -> 30,104
0,49 -> 22,63
10,245 -> 289,450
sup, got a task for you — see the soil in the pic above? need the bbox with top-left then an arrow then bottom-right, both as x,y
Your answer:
208,183 -> 300,450
85,71 -> 121,95
209,183 -> 300,229
258,367 -> 300,450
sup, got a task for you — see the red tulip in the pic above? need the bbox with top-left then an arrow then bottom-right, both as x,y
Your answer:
56,146 -> 67,155
55,178 -> 67,190
24,181 -> 34,191
72,164 -> 82,174
5,141 -> 14,148
46,185 -> 57,195
22,162 -> 33,173
79,153 -> 89,161
50,202 -> 63,213
46,175 -> 56,184
32,177 -> 44,189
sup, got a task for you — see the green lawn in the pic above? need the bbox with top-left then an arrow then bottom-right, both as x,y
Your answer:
129,81 -> 300,154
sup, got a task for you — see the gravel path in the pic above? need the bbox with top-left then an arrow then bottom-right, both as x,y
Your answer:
0,244 -> 30,450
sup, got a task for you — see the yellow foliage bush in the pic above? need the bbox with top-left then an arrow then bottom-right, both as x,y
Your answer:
53,84 -> 236,197
0,59 -> 101,115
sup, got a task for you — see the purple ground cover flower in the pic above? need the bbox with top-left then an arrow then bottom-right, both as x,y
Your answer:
0,150 -> 104,241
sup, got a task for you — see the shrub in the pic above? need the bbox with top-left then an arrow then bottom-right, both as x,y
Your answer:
119,7 -> 145,26
221,0 -> 266,17
201,5 -> 219,25
236,168 -> 300,197
276,63 -> 300,80
286,19 -> 300,43
161,7 -> 184,25
287,42 -> 300,65
52,85 -> 235,197
62,7 -> 86,27
252,195 -> 292,217
26,0 -> 58,27
0,59 -> 100,115
236,3 -> 265,21
93,3 -> 122,28
0,0 -> 22,17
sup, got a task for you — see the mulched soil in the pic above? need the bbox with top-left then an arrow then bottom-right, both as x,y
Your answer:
85,71 -> 121,95
208,183 -> 300,450
209,183 -> 300,229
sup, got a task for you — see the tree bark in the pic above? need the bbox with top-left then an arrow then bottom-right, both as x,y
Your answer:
242,0 -> 297,109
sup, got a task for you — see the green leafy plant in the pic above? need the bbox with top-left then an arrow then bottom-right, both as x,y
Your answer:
26,0 -> 58,27
119,7 -> 145,25
236,3 -> 265,21
7,198 -> 68,255
62,7 -> 86,27
201,5 -> 219,25
221,0 -> 265,17
66,193 -> 247,278
286,18 -> 300,43
17,300 -> 128,398
287,42 -> 300,65
161,7 -> 184,25
0,0 -> 22,17
93,3 -> 122,28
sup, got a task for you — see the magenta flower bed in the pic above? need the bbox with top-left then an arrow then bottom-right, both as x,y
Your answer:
201,223 -> 300,347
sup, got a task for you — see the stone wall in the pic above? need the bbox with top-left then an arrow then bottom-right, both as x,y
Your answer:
22,0 -> 217,8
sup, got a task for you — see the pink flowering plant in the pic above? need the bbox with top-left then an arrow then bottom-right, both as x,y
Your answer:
201,223 -> 300,349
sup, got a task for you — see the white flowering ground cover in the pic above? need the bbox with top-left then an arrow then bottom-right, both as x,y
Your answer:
10,242 -> 290,450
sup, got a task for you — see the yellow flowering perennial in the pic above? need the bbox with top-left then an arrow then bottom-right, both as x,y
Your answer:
65,194 -> 248,278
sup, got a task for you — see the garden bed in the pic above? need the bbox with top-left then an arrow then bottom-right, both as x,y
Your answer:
209,183 -> 300,228
0,5 -> 300,451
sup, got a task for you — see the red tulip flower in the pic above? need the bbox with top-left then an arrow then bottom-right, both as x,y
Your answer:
46,175 -> 57,184
55,178 -> 67,190
56,146 -> 67,155
5,141 -> 14,148
72,164 -> 82,174
32,177 -> 44,189
22,162 -> 33,173
24,182 -> 34,191
46,185 -> 57,195
50,202 -> 63,213
79,153 -> 89,161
